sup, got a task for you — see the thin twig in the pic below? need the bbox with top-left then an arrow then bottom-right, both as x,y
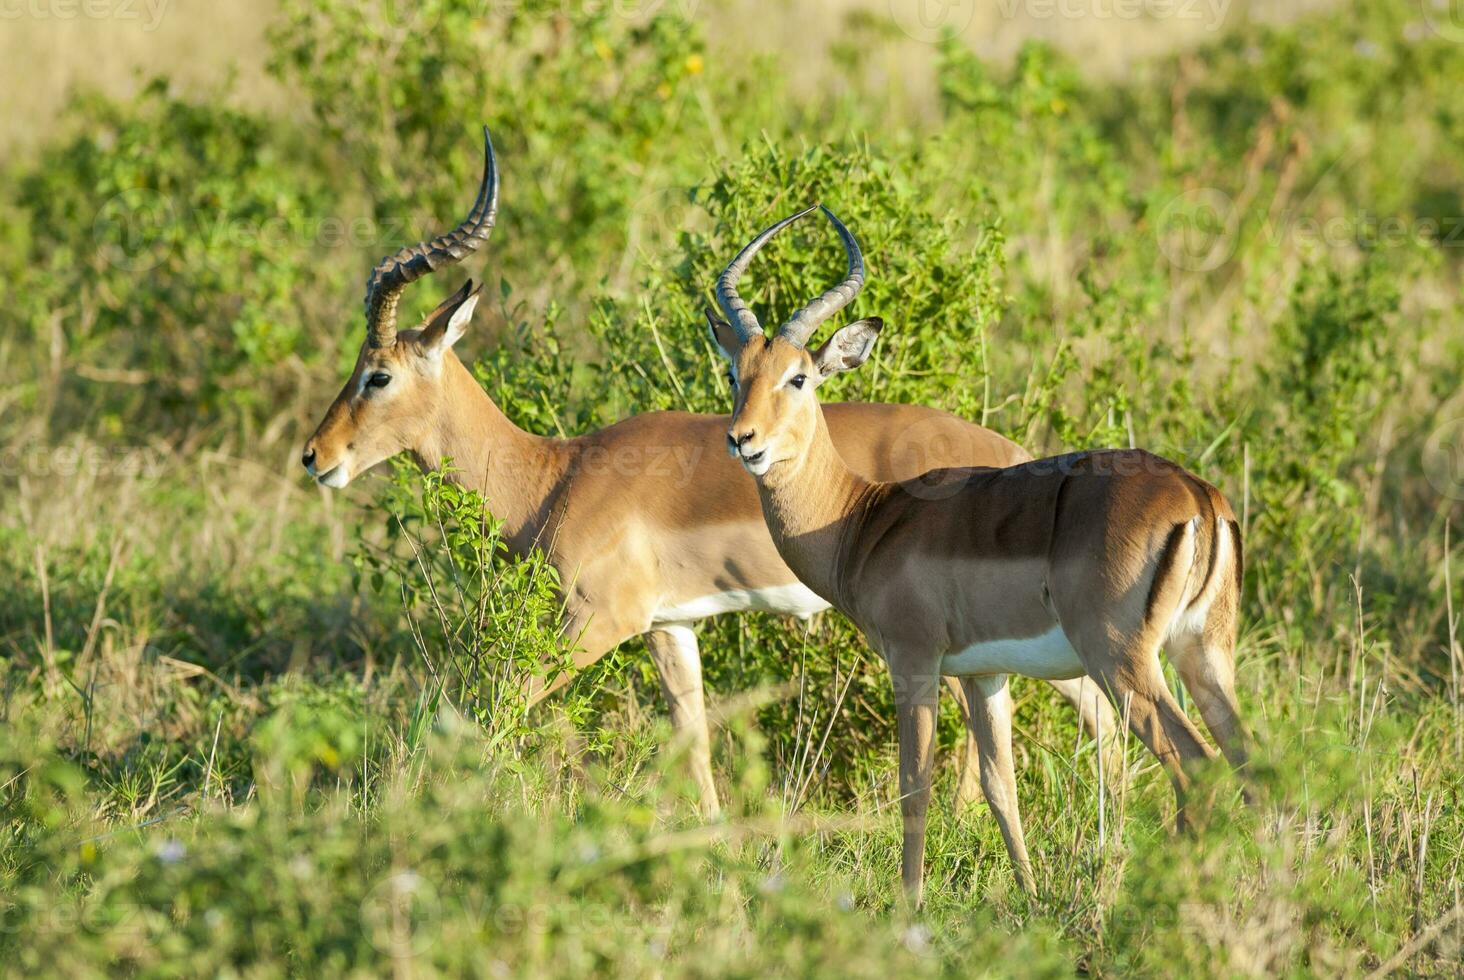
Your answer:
792,646 -> 862,814
1096,693 -> 1106,851
79,537 -> 126,665
1363,903 -> 1464,979
203,711 -> 224,803
34,544 -> 57,689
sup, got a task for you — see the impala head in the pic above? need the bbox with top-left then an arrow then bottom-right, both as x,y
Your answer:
302,127 -> 499,488
708,205 -> 882,478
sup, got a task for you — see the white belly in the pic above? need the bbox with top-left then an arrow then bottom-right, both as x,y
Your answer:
652,582 -> 831,625
940,626 -> 1085,680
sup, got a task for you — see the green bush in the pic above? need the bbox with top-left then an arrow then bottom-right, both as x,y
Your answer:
357,462 -> 575,745
12,80 -> 349,441
1,0 -> 1461,973
267,0 -> 762,312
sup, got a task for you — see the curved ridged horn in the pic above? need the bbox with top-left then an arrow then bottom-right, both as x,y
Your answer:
364,126 -> 500,348
714,203 -> 819,344
777,204 -> 865,348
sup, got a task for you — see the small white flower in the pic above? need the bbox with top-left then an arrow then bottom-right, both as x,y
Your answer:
155,839 -> 186,864
391,870 -> 422,894
901,922 -> 931,954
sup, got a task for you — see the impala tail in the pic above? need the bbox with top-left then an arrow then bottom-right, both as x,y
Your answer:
1155,479 -> 1242,645
1150,478 -> 1250,773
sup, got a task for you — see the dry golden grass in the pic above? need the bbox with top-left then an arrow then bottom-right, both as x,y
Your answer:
0,0 -> 284,155
0,0 -> 1340,156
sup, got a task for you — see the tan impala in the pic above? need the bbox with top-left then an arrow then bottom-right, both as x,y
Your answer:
709,203 -> 1250,901
301,127 -> 1116,816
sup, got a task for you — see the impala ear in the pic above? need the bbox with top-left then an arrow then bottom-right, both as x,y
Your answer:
705,308 -> 744,361
812,317 -> 882,378
421,279 -> 482,353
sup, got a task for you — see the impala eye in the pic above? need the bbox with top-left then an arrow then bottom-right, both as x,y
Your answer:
789,374 -> 806,390
367,372 -> 392,389
725,371 -> 736,389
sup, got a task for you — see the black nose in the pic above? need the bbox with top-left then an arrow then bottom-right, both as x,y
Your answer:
301,448 -> 316,470
734,431 -> 755,448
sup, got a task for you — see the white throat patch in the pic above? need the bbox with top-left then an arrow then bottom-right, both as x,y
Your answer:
318,465 -> 351,489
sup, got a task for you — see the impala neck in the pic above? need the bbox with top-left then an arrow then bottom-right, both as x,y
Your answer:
753,405 -> 872,606
411,353 -> 568,555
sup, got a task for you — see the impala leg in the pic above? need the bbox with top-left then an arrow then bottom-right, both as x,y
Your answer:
943,676 -> 985,808
525,641 -> 610,706
965,674 -> 1036,893
1048,674 -> 1124,777
892,667 -> 940,907
1091,656 -> 1218,831
645,623 -> 721,818
1168,605 -> 1249,774
527,606 -> 639,706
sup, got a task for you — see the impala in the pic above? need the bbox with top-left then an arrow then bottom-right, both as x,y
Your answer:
709,204 -> 1249,901
301,127 -> 1117,816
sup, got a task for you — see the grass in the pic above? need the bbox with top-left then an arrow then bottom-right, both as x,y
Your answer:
2,0 -> 1462,974
3,420 -> 1459,973
0,0 -> 1344,157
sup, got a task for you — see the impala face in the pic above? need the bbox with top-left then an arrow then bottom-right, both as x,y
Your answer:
303,125 -> 499,489
302,285 -> 480,488
705,203 -> 878,479
711,314 -> 883,478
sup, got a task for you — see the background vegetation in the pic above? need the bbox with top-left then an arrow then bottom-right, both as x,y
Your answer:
2,0 -> 1462,974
